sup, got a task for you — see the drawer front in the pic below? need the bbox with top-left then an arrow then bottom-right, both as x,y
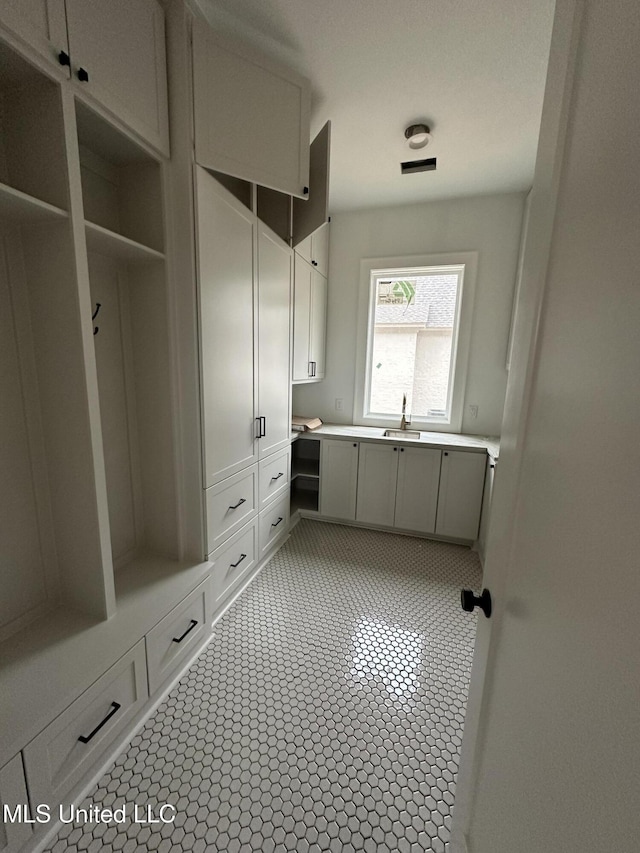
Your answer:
146,579 -> 212,695
23,641 -> 148,808
206,465 -> 258,552
259,446 -> 291,509
259,491 -> 290,559
210,519 -> 258,608
0,754 -> 32,853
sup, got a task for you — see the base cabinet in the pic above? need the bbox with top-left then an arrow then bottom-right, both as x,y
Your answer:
314,437 -> 487,542
23,641 -> 149,810
394,446 -> 442,534
320,440 -> 358,520
356,443 -> 398,527
435,450 -> 487,540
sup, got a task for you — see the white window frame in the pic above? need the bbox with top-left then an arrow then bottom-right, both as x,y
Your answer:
354,252 -> 478,432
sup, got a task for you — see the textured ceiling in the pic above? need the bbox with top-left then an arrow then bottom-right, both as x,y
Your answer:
196,0 -> 556,212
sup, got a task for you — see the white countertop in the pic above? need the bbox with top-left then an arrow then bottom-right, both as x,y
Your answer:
292,423 -> 499,458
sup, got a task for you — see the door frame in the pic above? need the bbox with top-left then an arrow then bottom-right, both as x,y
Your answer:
448,1 -> 583,849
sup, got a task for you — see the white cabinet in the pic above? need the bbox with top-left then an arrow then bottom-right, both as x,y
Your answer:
258,491 -> 290,560
295,222 -> 330,278
205,466 -> 258,553
192,15 -> 310,198
257,225 -> 292,459
0,754 -> 32,853
209,519 -> 258,609
196,167 -> 258,486
0,0 -> 169,155
259,446 -> 291,510
65,0 -> 169,155
0,0 -> 67,69
23,641 -> 148,809
293,254 -> 327,382
478,454 -> 497,560
435,450 -> 487,540
196,169 -> 292,550
395,446 -> 442,534
356,443 -> 399,527
320,440 -> 359,520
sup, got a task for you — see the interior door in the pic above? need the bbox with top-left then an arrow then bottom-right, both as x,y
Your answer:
451,2 -> 640,851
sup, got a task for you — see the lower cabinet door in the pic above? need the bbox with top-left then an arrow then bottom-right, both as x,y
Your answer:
356,443 -> 398,527
210,519 -> 258,609
23,641 -> 148,809
145,579 -> 212,695
394,447 -> 442,534
320,439 -> 358,520
0,754 -> 32,853
258,491 -> 290,559
435,450 -> 487,540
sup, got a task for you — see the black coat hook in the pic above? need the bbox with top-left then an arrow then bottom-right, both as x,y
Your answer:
92,302 -> 101,335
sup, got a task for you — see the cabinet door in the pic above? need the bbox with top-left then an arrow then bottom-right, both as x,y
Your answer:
394,447 -> 442,534
435,450 -> 487,540
320,440 -> 359,520
192,16 -> 310,198
257,225 -> 292,459
311,222 -> 330,278
356,443 -> 398,527
65,0 -> 169,155
0,0 -> 67,70
309,269 -> 327,380
292,121 -> 331,245
195,167 -> 257,486
292,254 -> 312,381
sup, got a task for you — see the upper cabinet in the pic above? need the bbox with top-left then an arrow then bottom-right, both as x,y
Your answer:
192,15 -> 311,198
293,121 -> 331,245
65,0 -> 169,155
0,0 -> 169,156
0,0 -> 68,69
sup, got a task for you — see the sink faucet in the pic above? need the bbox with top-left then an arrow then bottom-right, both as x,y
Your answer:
400,393 -> 411,430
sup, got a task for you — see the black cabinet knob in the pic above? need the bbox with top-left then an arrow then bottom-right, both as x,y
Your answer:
58,50 -> 70,67
461,588 -> 492,618
77,67 -> 89,82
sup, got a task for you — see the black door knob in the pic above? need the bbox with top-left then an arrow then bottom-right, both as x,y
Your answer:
461,588 -> 492,618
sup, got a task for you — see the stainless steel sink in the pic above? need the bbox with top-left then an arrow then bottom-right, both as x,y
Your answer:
383,429 -> 421,439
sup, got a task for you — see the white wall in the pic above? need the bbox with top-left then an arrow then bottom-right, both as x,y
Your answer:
293,192 -> 526,436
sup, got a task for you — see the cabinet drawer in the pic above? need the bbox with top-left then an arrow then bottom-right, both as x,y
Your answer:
210,519 -> 258,608
259,447 -> 291,509
259,491 -> 290,559
206,465 -> 258,552
0,754 -> 31,853
23,641 -> 148,808
146,579 -> 212,695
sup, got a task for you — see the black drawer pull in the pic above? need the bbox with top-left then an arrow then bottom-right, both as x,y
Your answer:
78,702 -> 121,744
228,497 -> 246,510
271,472 -> 284,481
230,553 -> 247,568
58,51 -> 70,66
271,517 -> 283,528
172,619 -> 198,643
77,67 -> 89,82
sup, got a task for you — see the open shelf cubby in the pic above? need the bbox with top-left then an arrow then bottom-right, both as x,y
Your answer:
0,40 -> 69,215
291,438 -> 321,513
77,106 -> 179,575
76,101 -> 164,255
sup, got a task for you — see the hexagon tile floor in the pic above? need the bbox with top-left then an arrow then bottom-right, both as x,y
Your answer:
44,520 -> 481,853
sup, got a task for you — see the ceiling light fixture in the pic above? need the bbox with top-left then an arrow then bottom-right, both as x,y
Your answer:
404,123 -> 432,150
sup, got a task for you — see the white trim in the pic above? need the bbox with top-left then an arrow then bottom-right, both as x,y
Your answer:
354,252 -> 478,432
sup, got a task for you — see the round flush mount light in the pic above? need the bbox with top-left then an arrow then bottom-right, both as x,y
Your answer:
404,123 -> 432,150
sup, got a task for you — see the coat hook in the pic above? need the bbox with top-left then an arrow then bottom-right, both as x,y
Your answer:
92,302 -> 101,335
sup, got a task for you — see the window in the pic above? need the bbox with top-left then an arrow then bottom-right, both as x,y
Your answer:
355,253 -> 477,431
